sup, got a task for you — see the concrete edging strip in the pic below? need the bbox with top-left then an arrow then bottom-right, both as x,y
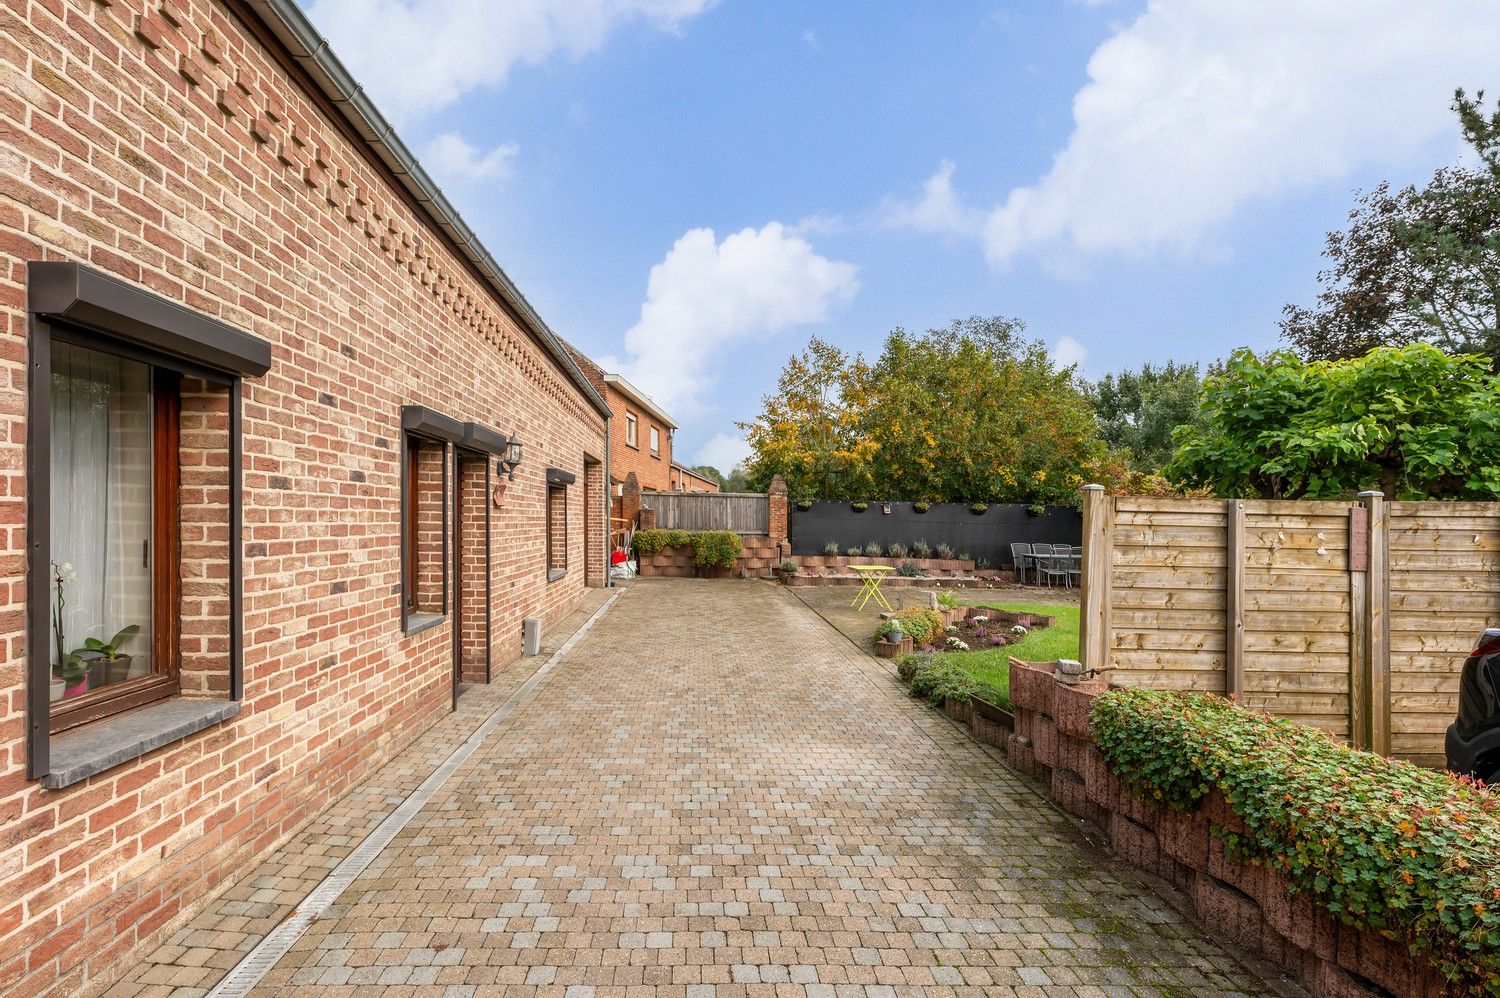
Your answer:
207,588 -> 623,997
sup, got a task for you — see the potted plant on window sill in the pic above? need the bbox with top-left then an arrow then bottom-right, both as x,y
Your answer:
76,624 -> 140,687
58,653 -> 90,699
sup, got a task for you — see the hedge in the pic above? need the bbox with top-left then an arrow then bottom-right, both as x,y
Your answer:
1091,689 -> 1500,994
632,529 -> 743,568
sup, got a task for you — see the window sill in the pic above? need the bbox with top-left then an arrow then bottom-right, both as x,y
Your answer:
44,698 -> 240,790
404,611 -> 446,636
547,569 -> 568,582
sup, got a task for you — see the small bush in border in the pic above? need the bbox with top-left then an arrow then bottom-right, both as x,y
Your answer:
892,607 -> 942,645
1092,688 -> 1500,995
823,539 -> 841,555
632,529 -> 742,568
875,618 -> 904,642
846,546 -> 862,557
863,541 -> 883,557
896,559 -> 921,577
887,541 -> 909,558
911,538 -> 932,558
935,542 -> 955,560
936,590 -> 958,610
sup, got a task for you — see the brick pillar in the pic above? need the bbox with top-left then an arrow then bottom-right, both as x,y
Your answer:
622,472 -> 642,528
767,474 -> 788,559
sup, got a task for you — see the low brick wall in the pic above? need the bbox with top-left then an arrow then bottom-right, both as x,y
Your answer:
637,536 -> 787,578
1004,661 -> 1447,998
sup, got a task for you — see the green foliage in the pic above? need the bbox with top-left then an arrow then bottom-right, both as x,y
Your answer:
741,317 -> 1107,504
74,624 -> 139,661
632,529 -> 742,568
1092,689 -> 1500,993
911,539 -> 932,558
1168,344 -> 1500,499
908,660 -> 978,705
796,498 -> 814,510
823,539 -> 841,555
935,542 -> 955,560
777,559 -> 799,574
892,607 -> 942,645
875,617 -> 905,640
969,502 -> 988,513
1091,361 -> 1205,472
936,591 -> 958,609
896,559 -> 921,577
896,652 -> 931,685
845,546 -> 861,557
862,541 -> 882,557
851,501 -> 869,511
886,542 -> 908,558
1283,90 -> 1499,365
912,501 -> 930,513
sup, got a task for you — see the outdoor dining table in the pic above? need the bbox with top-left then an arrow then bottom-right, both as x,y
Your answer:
847,563 -> 895,612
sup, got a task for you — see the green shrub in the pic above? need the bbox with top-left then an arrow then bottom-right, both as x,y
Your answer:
912,539 -> 932,558
777,558 -> 799,574
893,607 -> 942,645
851,501 -> 868,511
936,590 -> 957,609
912,501 -> 930,513
863,541 -> 883,557
846,546 -> 862,557
887,541 -> 909,558
823,539 -> 841,555
632,529 -> 690,555
1092,689 -> 1500,994
632,529 -> 742,568
896,559 -> 920,577
875,618 -> 904,641
969,502 -> 988,514
909,660 -> 976,705
935,542 -> 955,559
896,652 -> 931,684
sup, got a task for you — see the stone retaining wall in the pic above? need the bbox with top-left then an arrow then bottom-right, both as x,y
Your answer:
1004,661 -> 1447,998
636,537 -> 787,578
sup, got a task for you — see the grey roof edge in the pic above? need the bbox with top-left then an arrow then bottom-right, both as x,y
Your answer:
241,0 -> 611,422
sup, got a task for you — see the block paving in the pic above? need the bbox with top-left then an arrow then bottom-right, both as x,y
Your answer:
110,580 -> 1279,996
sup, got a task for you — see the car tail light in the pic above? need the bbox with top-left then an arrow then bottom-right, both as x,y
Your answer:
1473,630 -> 1500,658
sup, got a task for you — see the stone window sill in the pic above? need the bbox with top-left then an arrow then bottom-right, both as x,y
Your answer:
44,698 -> 241,790
547,569 -> 567,582
404,611 -> 445,636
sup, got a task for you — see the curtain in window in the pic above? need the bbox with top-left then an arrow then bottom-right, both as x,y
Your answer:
50,341 -> 153,691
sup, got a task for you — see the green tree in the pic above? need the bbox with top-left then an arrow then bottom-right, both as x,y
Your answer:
739,337 -> 877,499
687,464 -> 726,489
1090,361 -> 1204,472
740,317 -> 1108,504
1166,344 -> 1500,500
1282,89 -> 1500,363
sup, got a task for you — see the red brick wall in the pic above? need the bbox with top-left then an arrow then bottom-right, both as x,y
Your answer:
179,378 -> 231,697
607,384 -> 673,492
0,0 -> 608,993
457,455 -> 487,684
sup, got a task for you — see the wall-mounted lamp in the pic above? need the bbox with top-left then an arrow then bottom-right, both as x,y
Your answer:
496,435 -> 524,480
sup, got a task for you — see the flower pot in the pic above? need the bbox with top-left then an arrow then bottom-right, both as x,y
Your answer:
87,654 -> 133,687
49,675 -> 64,702
63,675 -> 88,698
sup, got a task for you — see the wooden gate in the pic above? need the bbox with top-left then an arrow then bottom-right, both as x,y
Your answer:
638,492 -> 768,534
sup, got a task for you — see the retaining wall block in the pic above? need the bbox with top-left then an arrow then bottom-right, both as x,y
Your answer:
1192,871 -> 1266,951
1008,660 -> 1056,717
1053,680 -> 1106,739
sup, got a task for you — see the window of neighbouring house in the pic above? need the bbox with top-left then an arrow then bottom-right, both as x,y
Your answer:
547,482 -> 567,580
649,426 -> 659,457
46,339 -> 178,730
625,412 -> 638,448
402,432 -> 448,628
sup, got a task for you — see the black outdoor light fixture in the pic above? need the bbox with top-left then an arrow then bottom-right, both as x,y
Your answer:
497,435 -> 524,480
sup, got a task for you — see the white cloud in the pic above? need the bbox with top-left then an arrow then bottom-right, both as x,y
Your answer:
608,223 -> 859,415
1053,336 -> 1088,370
877,160 -> 984,238
422,133 -> 519,185
694,432 -> 752,473
306,0 -> 716,122
894,2 -> 1500,268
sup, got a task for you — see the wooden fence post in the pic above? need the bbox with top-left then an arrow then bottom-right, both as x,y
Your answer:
1079,485 -> 1113,677
1224,499 -> 1245,699
1356,491 -> 1391,756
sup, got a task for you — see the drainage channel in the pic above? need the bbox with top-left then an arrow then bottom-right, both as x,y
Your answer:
208,590 -> 623,997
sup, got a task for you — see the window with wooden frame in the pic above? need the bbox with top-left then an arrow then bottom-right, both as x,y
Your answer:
547,483 -> 568,580
625,411 -> 638,448
45,339 -> 181,732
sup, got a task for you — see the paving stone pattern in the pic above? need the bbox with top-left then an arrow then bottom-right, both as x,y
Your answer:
115,580 -> 1276,997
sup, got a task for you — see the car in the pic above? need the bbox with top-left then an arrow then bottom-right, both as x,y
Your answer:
1446,627 -> 1500,786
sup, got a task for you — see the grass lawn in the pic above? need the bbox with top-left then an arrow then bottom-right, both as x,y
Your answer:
934,600 -> 1081,710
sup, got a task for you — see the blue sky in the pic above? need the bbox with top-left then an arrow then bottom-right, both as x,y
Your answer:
303,0 -> 1500,473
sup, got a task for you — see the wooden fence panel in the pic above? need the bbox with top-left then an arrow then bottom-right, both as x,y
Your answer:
1086,492 -> 1494,765
639,491 -> 769,534
1387,502 -> 1499,767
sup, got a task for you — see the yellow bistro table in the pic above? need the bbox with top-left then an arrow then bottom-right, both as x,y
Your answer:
847,564 -> 895,612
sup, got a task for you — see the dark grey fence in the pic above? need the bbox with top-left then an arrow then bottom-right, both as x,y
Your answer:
790,501 -> 1081,567
639,491 -> 769,534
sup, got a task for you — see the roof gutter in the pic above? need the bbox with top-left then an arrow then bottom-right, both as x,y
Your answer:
241,0 -> 611,422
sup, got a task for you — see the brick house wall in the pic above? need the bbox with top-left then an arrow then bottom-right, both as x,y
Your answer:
0,1 -> 608,994
606,380 -> 673,492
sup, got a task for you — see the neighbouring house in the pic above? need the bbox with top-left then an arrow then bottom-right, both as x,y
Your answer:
563,345 -> 702,494
0,1 -> 611,992
671,462 -> 722,493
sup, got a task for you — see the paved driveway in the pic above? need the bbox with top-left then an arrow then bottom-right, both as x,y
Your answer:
118,579 -> 1278,997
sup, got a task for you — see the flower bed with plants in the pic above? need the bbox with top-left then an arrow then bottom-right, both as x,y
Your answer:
1092,688 -> 1500,995
633,529 -> 744,575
